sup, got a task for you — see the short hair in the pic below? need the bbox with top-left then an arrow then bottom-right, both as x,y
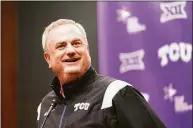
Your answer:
42,19 -> 87,51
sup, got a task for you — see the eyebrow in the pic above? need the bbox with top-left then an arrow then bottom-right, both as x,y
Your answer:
71,38 -> 82,42
55,37 -> 83,47
55,41 -> 66,45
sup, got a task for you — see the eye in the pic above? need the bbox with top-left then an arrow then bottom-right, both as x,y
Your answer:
56,43 -> 66,50
72,40 -> 82,47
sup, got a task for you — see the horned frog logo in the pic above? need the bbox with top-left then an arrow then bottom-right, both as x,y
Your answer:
116,7 -> 146,34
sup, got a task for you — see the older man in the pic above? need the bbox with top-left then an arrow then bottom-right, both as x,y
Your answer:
37,19 -> 166,128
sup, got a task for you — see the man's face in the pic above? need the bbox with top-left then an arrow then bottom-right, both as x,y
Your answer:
44,24 -> 91,77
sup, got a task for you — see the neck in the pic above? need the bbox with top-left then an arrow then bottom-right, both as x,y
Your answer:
58,73 -> 81,85
58,67 -> 90,85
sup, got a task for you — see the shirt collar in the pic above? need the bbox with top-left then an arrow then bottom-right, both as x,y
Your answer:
50,66 -> 98,99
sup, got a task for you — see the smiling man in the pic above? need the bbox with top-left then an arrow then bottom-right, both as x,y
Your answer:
37,19 -> 166,128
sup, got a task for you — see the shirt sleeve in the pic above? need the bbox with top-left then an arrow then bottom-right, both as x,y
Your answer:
112,86 -> 166,128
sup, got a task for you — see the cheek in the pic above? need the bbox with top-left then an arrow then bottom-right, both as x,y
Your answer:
50,52 -> 62,64
82,51 -> 91,64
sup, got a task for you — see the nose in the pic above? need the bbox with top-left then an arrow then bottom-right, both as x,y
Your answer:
65,44 -> 76,56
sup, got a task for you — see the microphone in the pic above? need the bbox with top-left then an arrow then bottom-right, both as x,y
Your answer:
40,99 -> 58,128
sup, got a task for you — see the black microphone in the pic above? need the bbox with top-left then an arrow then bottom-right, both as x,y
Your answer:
40,99 -> 58,128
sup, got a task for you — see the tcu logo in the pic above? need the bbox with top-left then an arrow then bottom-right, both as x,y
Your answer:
160,2 -> 187,23
158,42 -> 192,67
74,102 -> 90,111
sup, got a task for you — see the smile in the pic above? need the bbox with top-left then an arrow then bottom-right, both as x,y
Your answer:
64,58 -> 81,63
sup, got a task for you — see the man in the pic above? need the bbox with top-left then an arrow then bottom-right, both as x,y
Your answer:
37,19 -> 166,128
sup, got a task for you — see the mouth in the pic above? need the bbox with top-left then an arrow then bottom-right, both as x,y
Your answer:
64,58 -> 81,63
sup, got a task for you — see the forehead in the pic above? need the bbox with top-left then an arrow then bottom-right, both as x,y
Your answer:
47,24 -> 84,43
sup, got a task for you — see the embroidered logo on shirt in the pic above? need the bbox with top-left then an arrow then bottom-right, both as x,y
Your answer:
74,102 -> 90,111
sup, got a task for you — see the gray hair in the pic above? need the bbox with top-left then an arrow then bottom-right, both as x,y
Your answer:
42,19 -> 87,51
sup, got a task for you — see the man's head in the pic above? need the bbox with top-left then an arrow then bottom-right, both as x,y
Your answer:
42,19 -> 91,83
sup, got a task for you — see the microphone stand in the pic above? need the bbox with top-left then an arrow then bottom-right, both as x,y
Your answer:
40,99 -> 57,128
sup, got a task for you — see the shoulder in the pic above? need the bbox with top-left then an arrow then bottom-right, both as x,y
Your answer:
96,75 -> 116,84
39,91 -> 57,106
101,79 -> 133,109
88,75 -> 115,93
36,91 -> 57,121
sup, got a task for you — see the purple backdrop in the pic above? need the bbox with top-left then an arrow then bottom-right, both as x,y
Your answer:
97,2 -> 192,128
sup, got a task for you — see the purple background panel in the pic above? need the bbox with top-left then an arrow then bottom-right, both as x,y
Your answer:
97,2 -> 192,128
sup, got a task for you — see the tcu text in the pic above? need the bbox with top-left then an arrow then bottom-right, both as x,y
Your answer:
74,102 -> 90,111
158,42 -> 192,67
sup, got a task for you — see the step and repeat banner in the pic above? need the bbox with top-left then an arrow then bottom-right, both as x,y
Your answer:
97,2 -> 192,128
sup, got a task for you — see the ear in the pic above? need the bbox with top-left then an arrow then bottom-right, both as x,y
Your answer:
44,52 -> 52,68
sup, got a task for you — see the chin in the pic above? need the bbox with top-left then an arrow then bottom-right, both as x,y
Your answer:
63,66 -> 82,74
